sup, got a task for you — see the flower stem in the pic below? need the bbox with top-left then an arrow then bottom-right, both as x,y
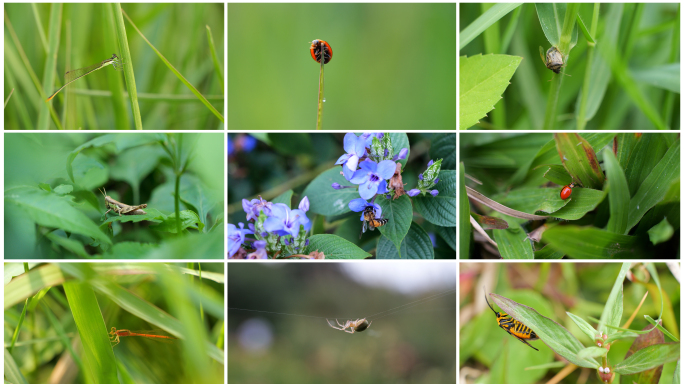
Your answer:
316,60 -> 325,129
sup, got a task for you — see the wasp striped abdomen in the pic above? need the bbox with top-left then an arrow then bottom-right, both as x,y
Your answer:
484,288 -> 539,351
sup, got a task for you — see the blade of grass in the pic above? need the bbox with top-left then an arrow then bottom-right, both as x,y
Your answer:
63,279 -> 119,383
113,4 -> 142,130
206,25 -> 224,92
122,9 -> 224,123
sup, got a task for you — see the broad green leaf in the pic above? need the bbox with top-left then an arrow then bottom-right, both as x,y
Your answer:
303,234 -> 371,259
602,150 -> 629,234
627,139 -> 680,231
491,293 -> 599,369
542,226 -> 649,259
430,133 -> 456,170
459,54 -> 522,129
631,64 -> 681,93
459,3 -> 523,50
376,222 -> 434,259
377,195 -> 412,252
459,163 -> 470,258
613,343 -> 680,375
598,262 -> 629,335
303,168 -> 359,216
414,170 -> 456,226
5,186 -> 112,247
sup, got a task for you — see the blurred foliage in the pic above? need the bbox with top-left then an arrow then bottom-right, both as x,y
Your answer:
460,132 -> 680,259
459,262 -> 680,384
228,132 -> 455,258
4,262 -> 224,384
460,3 -> 680,130
5,3 -> 224,130
228,3 -> 455,130
5,133 -> 224,258
228,263 -> 456,384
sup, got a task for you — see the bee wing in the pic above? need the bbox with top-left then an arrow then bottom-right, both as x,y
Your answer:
539,46 -> 546,64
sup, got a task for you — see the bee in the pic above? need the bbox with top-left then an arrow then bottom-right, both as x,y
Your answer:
359,206 -> 388,239
539,46 -> 569,76
484,288 -> 539,351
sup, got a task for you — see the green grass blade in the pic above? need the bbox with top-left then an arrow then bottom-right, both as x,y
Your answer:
122,9 -> 224,123
206,25 -> 224,92
459,3 -> 522,50
113,4 -> 142,130
63,280 -> 119,383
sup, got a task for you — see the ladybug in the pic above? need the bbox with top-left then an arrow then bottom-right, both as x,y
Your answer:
310,39 -> 332,64
560,182 -> 575,200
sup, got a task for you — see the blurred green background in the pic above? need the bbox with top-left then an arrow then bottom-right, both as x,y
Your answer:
4,132 -> 224,258
228,4 -> 455,130
228,263 -> 456,383
5,3 -> 224,130
460,263 -> 680,384
5,262 -> 224,384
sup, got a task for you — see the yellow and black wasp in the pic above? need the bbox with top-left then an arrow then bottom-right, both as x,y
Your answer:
484,288 -> 539,351
359,206 -> 388,239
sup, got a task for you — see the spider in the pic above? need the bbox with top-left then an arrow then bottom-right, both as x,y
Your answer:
326,318 -> 372,334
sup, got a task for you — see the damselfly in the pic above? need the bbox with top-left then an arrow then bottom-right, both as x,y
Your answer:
46,54 -> 123,102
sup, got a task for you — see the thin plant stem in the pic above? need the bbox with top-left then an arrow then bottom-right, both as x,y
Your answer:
316,60 -> 325,129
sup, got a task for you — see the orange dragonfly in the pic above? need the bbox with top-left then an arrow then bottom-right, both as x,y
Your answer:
108,327 -> 177,347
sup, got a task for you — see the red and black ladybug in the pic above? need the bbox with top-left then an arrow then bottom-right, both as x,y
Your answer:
560,182 -> 575,200
310,39 -> 333,64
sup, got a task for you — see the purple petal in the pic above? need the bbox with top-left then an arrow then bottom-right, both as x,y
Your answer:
376,160 -> 396,179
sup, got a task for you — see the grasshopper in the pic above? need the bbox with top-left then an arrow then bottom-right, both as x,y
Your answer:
99,188 -> 147,220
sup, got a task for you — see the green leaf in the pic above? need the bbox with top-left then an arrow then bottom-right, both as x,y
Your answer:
542,226 -> 649,259
602,150 -> 630,234
303,168 -> 359,216
63,280 -> 119,383
628,138 -> 680,231
566,312 -> 598,342
598,262 -> 629,335
5,186 -> 112,247
491,293 -> 599,369
429,133 -> 456,170
414,170 -> 456,226
647,218 -> 674,245
459,54 -> 523,129
303,234 -> 371,259
459,3 -> 523,50
376,195 -> 412,252
631,64 -> 680,93
376,222 -> 434,259
493,222 -> 534,259
613,343 -> 680,375
271,189 -> 293,207
535,3 -> 578,48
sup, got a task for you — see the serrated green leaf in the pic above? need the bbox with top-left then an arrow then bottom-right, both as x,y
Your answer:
459,54 -> 522,130
5,186 -> 112,248
303,234 -> 371,259
414,170 -> 456,226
